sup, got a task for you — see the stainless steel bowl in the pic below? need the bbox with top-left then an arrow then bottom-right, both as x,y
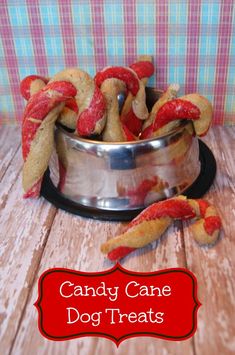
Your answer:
49,89 -> 201,211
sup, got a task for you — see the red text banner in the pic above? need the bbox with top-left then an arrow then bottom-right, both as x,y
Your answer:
34,265 -> 201,345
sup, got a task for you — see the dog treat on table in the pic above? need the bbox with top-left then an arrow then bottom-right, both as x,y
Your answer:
100,195 -> 222,261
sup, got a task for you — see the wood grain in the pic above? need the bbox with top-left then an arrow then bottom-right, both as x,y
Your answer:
0,125 -> 21,182
11,211 -> 194,355
183,127 -> 235,355
0,125 -> 234,355
0,127 -> 57,352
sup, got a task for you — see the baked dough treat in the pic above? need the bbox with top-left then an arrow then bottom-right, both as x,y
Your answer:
21,68 -> 107,198
20,60 -> 214,199
99,78 -> 134,142
100,195 -> 222,261
121,56 -> 154,136
141,94 -> 213,139
95,66 -> 149,141
20,75 -> 49,100
22,81 -> 77,198
49,68 -> 106,136
141,83 -> 180,133
21,75 -> 81,131
20,75 -> 70,192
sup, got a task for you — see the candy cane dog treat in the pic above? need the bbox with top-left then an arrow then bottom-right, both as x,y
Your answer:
100,195 -> 222,261
95,66 -> 140,96
22,69 -> 106,197
20,75 -> 79,130
99,78 -> 136,142
95,66 -> 149,121
121,56 -> 154,135
142,83 -> 180,132
20,75 -> 70,192
58,98 -> 78,129
49,68 -> 106,136
129,56 -> 154,82
128,56 -> 154,120
22,81 -> 77,198
95,67 -> 143,141
142,94 -> 213,139
20,75 -> 49,100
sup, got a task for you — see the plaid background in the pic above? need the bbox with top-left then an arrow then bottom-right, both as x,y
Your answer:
0,0 -> 234,125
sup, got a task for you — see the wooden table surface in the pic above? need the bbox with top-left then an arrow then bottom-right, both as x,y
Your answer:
0,125 -> 234,355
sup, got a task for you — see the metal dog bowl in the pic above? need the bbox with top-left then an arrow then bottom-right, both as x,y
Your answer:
48,88 -> 201,212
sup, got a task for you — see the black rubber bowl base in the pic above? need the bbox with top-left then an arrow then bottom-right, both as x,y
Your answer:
41,140 -> 216,221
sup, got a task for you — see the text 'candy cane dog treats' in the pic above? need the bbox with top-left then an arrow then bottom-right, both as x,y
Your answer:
100,196 -> 222,261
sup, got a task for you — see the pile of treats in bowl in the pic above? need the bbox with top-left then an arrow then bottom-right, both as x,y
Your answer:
20,55 -> 222,261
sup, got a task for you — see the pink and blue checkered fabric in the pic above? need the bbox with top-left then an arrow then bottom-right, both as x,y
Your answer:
0,0 -> 234,125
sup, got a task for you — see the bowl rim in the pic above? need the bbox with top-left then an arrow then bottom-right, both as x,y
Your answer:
56,119 -> 194,148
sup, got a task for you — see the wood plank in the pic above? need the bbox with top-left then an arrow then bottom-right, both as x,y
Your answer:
6,126 -> 234,354
0,147 -> 57,353
183,126 -> 235,355
11,208 -> 194,354
0,125 -> 21,182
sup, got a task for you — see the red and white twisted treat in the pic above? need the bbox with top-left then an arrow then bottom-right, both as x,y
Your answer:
97,77 -> 134,142
141,83 -> 180,133
20,75 -> 49,100
20,75 -> 79,130
21,75 -> 70,191
141,93 -> 213,139
121,56 -> 154,136
49,68 -> 106,136
21,68 -> 107,197
95,66 -> 149,141
22,81 -> 77,198
101,195 -> 222,261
